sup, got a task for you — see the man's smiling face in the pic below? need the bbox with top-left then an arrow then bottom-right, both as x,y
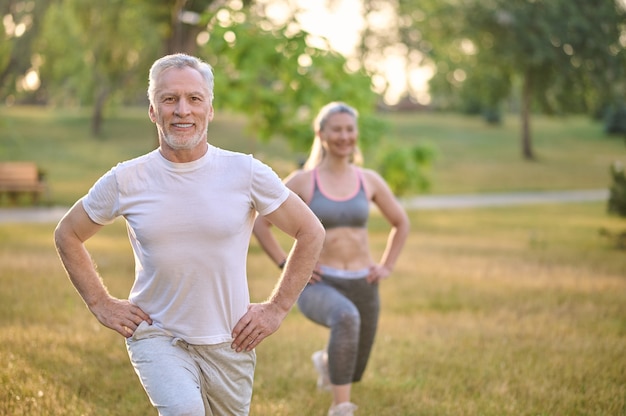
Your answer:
149,66 -> 214,153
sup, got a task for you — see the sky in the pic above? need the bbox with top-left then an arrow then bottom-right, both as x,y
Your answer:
262,0 -> 432,105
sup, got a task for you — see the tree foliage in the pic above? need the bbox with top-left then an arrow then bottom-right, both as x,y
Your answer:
36,0 -> 162,135
197,3 -> 384,153
13,0 -> 389,152
0,9 -> 12,78
377,144 -> 436,196
15,1 -> 594,194
0,0 -> 52,104
394,0 -> 626,159
193,3 -> 435,197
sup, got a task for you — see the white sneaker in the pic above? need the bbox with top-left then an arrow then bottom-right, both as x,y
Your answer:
328,402 -> 358,416
311,350 -> 331,391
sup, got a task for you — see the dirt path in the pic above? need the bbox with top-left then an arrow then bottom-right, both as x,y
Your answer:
401,189 -> 608,210
0,189 -> 609,224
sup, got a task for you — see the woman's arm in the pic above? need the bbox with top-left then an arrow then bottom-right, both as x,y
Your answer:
365,169 -> 411,282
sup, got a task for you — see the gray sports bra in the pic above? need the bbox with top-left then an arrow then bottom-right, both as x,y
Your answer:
308,168 -> 369,229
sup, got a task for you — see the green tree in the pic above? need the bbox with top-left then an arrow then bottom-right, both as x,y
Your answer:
0,10 -> 12,95
196,3 -> 385,153
373,0 -> 624,193
132,0 -> 221,56
0,0 -> 52,104
33,0 -> 386,146
36,0 -> 161,136
199,3 -> 433,195
394,0 -> 626,160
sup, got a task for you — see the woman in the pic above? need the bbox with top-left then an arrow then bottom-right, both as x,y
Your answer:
253,102 -> 410,416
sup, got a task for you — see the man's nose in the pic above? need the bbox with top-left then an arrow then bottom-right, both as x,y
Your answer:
175,99 -> 191,116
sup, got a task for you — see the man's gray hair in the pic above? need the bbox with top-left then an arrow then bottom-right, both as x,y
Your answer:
147,53 -> 214,106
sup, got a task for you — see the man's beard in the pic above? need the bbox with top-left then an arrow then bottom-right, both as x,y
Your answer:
160,126 -> 206,150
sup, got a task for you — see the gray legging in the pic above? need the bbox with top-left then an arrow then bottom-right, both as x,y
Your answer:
297,273 -> 380,385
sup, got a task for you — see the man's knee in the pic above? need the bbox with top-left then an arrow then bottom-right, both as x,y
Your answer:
156,394 -> 205,416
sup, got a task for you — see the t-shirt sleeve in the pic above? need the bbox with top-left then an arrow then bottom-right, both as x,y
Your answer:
250,158 -> 290,216
82,166 -> 120,225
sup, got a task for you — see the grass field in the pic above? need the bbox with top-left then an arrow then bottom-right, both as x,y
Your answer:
1,106 -> 625,415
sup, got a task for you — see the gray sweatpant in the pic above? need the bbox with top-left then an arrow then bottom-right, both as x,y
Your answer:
126,321 -> 255,416
297,271 -> 380,385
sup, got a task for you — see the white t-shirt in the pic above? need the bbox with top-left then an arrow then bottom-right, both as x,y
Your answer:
82,145 -> 290,344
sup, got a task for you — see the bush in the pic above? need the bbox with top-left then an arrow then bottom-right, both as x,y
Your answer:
482,108 -> 502,125
608,161 -> 626,217
604,102 -> 626,136
377,144 -> 437,196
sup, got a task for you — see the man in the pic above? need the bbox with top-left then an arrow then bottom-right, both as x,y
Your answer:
53,53 -> 325,415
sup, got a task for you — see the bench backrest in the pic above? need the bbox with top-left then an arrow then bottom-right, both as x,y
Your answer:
0,162 -> 40,185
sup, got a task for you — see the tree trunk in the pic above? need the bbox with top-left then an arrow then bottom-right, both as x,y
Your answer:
91,88 -> 109,138
521,70 -> 535,160
166,0 -> 202,55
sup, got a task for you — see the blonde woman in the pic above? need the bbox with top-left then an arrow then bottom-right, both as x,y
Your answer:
253,102 -> 410,416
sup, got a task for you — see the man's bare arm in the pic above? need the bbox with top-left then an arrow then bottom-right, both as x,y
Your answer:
54,200 -> 151,337
231,192 -> 324,352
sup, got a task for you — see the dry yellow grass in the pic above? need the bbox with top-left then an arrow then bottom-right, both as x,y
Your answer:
1,203 -> 625,415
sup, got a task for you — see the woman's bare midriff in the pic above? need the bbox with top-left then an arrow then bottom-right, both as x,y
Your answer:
317,227 -> 372,270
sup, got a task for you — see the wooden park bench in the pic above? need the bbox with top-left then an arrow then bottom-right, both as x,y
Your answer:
0,162 -> 48,205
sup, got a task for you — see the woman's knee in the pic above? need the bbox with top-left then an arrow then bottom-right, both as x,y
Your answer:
332,308 -> 361,331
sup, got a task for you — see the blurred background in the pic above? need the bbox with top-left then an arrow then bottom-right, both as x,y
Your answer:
3,0 -> 625,114
2,0 -> 625,168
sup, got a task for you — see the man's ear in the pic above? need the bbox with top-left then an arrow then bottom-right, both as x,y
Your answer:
208,104 -> 215,122
149,105 -> 156,123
